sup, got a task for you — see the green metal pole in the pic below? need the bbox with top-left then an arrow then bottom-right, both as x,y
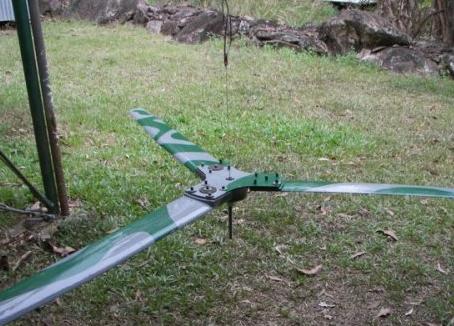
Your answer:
28,0 -> 69,216
11,0 -> 59,213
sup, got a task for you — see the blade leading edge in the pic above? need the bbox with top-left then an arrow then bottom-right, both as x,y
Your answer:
130,109 -> 219,176
0,196 -> 211,325
280,181 -> 454,198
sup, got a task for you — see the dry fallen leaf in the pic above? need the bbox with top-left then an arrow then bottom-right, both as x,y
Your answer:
406,300 -> 423,306
12,251 -> 32,272
319,302 -> 336,308
351,251 -> 366,260
404,307 -> 414,316
368,301 -> 381,309
136,197 -> 150,209
436,262 -> 448,275
135,289 -> 144,302
274,244 -> 287,256
377,229 -> 398,241
240,299 -> 253,307
265,274 -> 291,287
51,244 -> 76,257
376,307 -> 392,318
297,264 -> 322,276
194,238 -> 207,245
106,227 -> 119,234
318,289 -> 334,299
337,213 -> 352,219
266,275 -> 285,283
68,199 -> 82,209
317,205 -> 331,216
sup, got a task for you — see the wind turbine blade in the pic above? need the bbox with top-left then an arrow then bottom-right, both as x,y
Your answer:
0,196 -> 212,325
130,109 -> 219,176
280,181 -> 454,198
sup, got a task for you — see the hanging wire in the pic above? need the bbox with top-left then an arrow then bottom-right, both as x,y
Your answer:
221,0 -> 233,136
222,0 -> 233,69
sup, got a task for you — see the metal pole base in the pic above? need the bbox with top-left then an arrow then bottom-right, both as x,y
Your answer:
228,204 -> 233,239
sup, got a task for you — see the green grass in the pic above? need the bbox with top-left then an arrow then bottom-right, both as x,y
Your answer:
149,0 -> 337,25
0,20 -> 453,325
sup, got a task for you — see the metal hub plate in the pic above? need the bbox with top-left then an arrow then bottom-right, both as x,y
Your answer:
185,164 -> 250,206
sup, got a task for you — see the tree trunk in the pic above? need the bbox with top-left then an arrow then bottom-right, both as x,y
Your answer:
376,0 -> 419,35
432,0 -> 454,45
449,1 -> 454,45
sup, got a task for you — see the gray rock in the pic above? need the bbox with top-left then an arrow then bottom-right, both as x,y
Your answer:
440,53 -> 454,77
39,0 -> 67,15
359,46 -> 439,75
160,20 -> 180,36
249,23 -> 328,54
321,9 -> 411,54
146,20 -> 163,34
175,11 -> 224,43
133,1 -> 151,25
66,0 -> 148,25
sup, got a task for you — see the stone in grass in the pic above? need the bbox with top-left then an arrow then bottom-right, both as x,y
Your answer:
174,12 -> 225,44
147,20 -> 163,34
320,9 -> 411,55
63,0 -> 149,25
359,46 -> 439,75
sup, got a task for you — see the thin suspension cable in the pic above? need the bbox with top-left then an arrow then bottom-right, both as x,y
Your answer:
222,0 -> 232,69
222,0 -> 234,237
221,0 -> 232,136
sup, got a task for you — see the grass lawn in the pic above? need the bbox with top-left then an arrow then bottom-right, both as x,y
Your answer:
0,19 -> 453,325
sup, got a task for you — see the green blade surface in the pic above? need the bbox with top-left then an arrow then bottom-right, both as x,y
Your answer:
130,109 -> 219,176
281,181 -> 454,198
0,196 -> 211,325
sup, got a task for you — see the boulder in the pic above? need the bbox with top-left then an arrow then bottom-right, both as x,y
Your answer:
320,9 -> 411,54
442,54 -> 454,77
248,23 -> 328,55
65,0 -> 149,24
145,5 -> 241,44
147,5 -> 217,42
174,11 -> 224,43
358,46 -> 439,75
146,20 -> 163,34
39,0 -> 68,15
